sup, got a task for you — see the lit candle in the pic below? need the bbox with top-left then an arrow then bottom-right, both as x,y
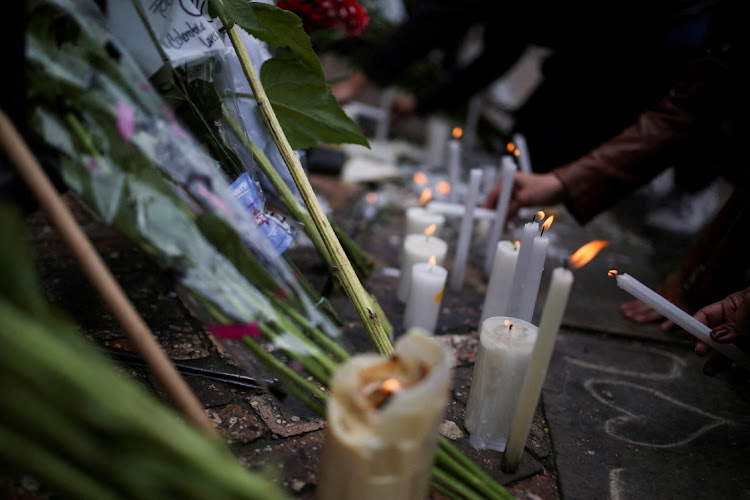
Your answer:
317,328 -> 454,500
404,206 -> 445,238
505,214 -> 542,318
512,132 -> 532,173
502,240 -> 609,473
450,168 -> 483,291
447,129 -> 461,203
610,270 -> 749,367
516,216 -> 554,323
480,240 -> 519,325
397,228 -> 448,302
464,316 -> 538,452
483,156 -> 517,276
403,257 -> 447,334
423,200 -> 497,220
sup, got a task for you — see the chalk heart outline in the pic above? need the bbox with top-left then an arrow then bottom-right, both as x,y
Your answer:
585,379 -> 730,448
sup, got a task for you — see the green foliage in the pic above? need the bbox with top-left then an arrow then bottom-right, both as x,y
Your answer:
215,0 -> 368,148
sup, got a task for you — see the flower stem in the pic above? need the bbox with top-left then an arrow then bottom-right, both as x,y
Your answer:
222,23 -> 392,357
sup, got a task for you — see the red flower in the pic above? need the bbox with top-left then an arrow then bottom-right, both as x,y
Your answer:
277,0 -> 370,36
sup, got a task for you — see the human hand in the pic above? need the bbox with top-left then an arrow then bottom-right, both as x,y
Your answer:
481,171 -> 565,221
331,70 -> 370,105
693,287 -> 750,380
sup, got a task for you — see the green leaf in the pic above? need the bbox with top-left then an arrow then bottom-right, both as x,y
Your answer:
217,0 -> 368,148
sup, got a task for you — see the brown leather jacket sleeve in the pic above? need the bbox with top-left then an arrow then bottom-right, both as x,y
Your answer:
552,82 -> 703,225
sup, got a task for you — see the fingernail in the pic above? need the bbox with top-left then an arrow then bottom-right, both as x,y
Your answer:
711,327 -> 729,340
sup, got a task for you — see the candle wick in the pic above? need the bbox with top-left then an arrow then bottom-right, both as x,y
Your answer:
562,258 -> 570,270
530,213 -> 536,223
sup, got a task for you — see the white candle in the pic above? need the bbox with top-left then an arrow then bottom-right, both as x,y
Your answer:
447,139 -> 461,203
424,200 -> 497,220
612,272 -> 749,367
464,316 -> 539,452
480,241 -> 519,325
512,132 -> 532,173
450,168 -> 483,291
516,232 -> 550,323
424,116 -> 450,168
397,234 -> 448,302
502,266 -> 572,472
317,328 -> 454,500
404,207 -> 445,237
483,156 -> 517,276
505,221 -> 539,318
374,87 -> 395,142
403,261 -> 447,334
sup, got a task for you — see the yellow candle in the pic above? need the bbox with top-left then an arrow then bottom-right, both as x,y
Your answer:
317,328 -> 454,500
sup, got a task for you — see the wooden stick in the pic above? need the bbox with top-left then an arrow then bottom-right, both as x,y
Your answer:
0,109 -> 217,436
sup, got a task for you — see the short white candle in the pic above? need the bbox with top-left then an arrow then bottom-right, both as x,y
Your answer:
480,241 -> 519,325
516,231 -> 550,323
403,261 -> 447,334
450,168 -> 483,291
484,156 -> 517,276
502,266 -> 572,472
447,139 -> 461,203
465,316 -> 538,452
317,328 -> 454,500
612,271 -> 749,367
397,233 -> 448,302
404,207 -> 445,238
424,200 -> 497,220
506,220 -> 539,318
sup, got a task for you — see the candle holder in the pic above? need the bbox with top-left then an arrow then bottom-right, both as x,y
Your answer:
317,328 -> 454,500
464,316 -> 538,452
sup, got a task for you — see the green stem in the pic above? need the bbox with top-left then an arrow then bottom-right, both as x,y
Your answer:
221,22 -> 393,357
258,322 -> 334,385
430,467 -> 488,500
436,438 -> 513,499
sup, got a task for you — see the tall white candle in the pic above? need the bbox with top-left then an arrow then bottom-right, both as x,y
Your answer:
512,132 -> 532,173
502,266 -> 572,472
403,261 -> 447,334
480,241 -> 519,325
516,232 -> 550,323
447,139 -> 461,203
612,272 -> 749,367
450,168 -> 483,291
317,328 -> 454,500
404,207 -> 445,238
424,116 -> 450,168
483,156 -> 517,276
505,220 -> 539,318
397,234 -> 448,302
374,87 -> 395,142
464,316 -> 538,452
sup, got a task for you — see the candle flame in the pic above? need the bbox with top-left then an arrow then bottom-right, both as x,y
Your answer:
541,215 -> 554,232
419,188 -> 433,205
424,224 -> 437,237
568,240 -> 610,270
413,171 -> 428,185
536,210 -> 546,222
452,127 -> 463,139
428,255 -> 437,266
513,148 -> 520,157
365,191 -> 377,204
608,269 -> 619,277
436,181 -> 451,195
514,240 -> 521,248
506,142 -> 516,153
381,377 -> 401,394
504,319 -> 514,331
